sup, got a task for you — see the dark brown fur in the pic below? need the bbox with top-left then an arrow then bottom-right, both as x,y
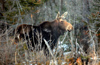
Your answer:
74,23 -> 90,53
15,18 -> 73,55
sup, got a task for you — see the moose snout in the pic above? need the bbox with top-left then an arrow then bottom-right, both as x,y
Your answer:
68,25 -> 73,32
66,23 -> 73,32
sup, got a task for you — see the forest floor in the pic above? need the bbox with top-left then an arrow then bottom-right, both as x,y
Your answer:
0,29 -> 100,65
0,32 -> 100,65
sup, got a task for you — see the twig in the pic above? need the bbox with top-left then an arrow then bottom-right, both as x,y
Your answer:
43,39 -> 54,58
43,39 -> 58,65
61,32 -> 68,44
15,51 -> 18,64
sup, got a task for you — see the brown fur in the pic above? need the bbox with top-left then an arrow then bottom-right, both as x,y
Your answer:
14,18 -> 73,55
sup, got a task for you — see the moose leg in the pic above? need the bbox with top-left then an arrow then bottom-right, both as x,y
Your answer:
43,48 -> 51,58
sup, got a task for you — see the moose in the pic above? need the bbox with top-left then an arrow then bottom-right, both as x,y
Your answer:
14,12 -> 73,55
74,23 -> 90,53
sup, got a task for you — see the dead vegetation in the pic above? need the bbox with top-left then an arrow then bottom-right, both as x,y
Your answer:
0,22 -> 100,65
0,0 -> 100,64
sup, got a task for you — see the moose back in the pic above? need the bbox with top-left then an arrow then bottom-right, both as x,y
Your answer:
15,12 -> 73,55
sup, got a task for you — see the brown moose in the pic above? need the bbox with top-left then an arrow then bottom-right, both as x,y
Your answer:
15,12 -> 73,55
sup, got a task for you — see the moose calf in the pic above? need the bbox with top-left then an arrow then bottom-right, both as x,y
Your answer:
15,12 -> 73,55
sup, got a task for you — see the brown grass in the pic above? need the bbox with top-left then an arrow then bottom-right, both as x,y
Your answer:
0,26 -> 100,65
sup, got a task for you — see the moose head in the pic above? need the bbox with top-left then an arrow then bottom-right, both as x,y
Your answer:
50,12 -> 73,35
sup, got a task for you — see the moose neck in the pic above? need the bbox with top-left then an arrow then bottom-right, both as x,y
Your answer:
51,21 -> 64,39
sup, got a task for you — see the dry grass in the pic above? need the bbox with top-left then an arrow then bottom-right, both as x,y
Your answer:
0,23 -> 100,65
0,33 -> 100,65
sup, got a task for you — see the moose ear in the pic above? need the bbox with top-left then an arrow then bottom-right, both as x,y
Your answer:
56,12 -> 60,19
43,28 -> 51,33
61,12 -> 68,19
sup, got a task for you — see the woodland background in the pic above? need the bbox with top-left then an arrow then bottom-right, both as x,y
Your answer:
0,0 -> 100,65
